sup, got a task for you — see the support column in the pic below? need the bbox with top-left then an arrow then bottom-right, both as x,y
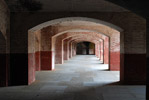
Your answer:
63,39 -> 69,60
95,43 -> 98,57
74,43 -> 77,56
100,40 -> 104,62
104,37 -> 109,64
109,35 -> 120,71
55,37 -> 63,64
70,42 -> 73,58
72,42 -> 76,56
69,42 -> 72,58
97,42 -> 100,58
40,29 -> 53,70
67,40 -> 70,60
35,32 -> 41,71
98,42 -> 100,59
28,32 -> 36,85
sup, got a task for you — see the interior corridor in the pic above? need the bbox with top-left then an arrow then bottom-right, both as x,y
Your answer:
0,55 -> 145,100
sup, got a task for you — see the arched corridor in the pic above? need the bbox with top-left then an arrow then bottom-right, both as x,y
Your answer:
27,17 -> 122,85
0,0 -> 147,99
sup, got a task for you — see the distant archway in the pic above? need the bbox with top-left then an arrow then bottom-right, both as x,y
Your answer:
76,42 -> 95,55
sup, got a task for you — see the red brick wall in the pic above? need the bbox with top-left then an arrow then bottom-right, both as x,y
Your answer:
35,51 -> 40,71
40,51 -> 53,70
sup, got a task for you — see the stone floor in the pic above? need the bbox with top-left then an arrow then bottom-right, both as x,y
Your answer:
0,55 -> 146,100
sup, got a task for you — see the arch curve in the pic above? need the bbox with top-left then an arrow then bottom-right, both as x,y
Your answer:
29,17 -> 123,33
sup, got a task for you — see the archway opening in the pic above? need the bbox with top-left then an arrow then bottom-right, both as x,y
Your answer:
28,17 -> 123,85
76,42 -> 95,55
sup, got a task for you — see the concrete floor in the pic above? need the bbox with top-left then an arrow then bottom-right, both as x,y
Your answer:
0,55 -> 146,100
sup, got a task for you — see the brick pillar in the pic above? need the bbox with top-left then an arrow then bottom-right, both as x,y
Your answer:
104,37 -> 109,64
35,32 -> 41,71
72,42 -> 76,56
40,29 -> 54,70
69,42 -> 72,58
28,32 -> 36,85
74,43 -> 77,56
100,40 -> 104,63
97,42 -> 100,58
109,35 -> 120,71
63,39 -> 69,60
70,42 -> 73,58
99,41 -> 101,59
55,37 -> 63,64
95,43 -> 98,57
67,40 -> 70,60
98,42 -> 100,59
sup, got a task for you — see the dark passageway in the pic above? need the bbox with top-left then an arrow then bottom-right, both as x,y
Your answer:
76,42 -> 95,55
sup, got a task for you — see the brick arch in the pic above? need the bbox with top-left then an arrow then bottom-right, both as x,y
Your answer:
75,40 -> 96,45
70,38 -> 99,56
29,17 -> 123,33
53,32 -> 106,64
73,39 -> 97,56
28,17 -> 124,85
67,37 -> 103,62
52,31 -> 106,51
53,32 -> 110,69
49,28 -> 121,71
62,34 -> 104,62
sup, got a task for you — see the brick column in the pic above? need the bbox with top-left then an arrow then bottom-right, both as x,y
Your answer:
100,40 -> 104,63
55,37 -> 63,64
104,37 -> 109,64
40,28 -> 54,70
63,39 -> 69,60
109,34 -> 120,71
69,42 -> 72,58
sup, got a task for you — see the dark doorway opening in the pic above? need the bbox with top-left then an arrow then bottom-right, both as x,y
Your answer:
76,42 -> 95,55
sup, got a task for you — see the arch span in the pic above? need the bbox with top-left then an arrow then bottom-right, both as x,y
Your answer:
29,17 -> 123,33
28,17 -> 123,85
52,32 -> 108,65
